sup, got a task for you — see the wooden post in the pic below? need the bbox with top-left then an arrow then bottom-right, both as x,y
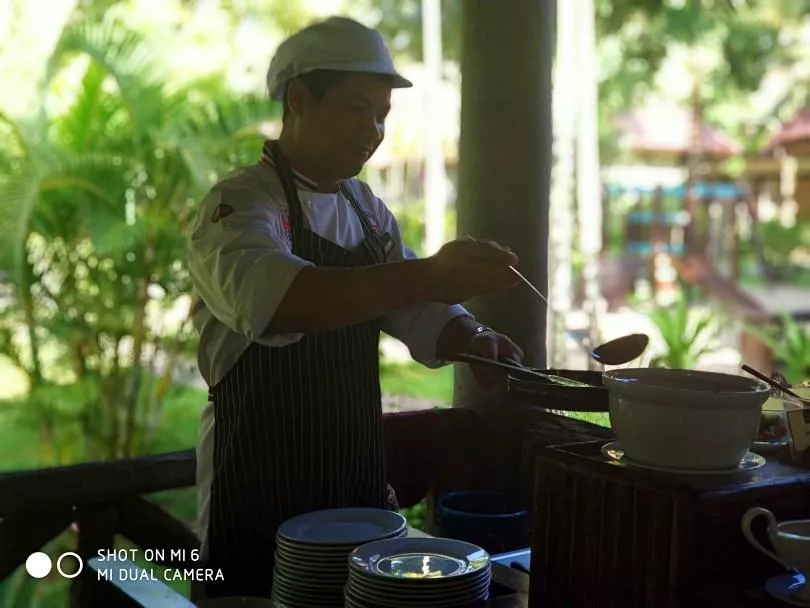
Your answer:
453,0 -> 555,495
601,185 -> 610,255
71,506 -> 119,608
732,199 -> 741,283
651,187 -> 664,297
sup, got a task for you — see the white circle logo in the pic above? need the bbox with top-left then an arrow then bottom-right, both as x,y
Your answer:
56,552 -> 83,579
25,552 -> 52,578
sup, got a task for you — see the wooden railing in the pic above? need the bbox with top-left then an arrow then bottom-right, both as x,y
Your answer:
0,406 -> 609,607
0,449 -> 200,606
0,407 -> 499,606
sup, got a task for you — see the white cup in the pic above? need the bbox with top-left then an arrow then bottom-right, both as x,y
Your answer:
742,507 -> 810,601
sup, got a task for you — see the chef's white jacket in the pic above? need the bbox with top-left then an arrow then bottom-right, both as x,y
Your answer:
188,159 -> 471,551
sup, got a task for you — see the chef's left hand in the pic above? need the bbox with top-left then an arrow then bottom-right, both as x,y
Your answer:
468,330 -> 525,389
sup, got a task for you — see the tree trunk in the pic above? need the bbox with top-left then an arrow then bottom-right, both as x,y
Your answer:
123,240 -> 153,458
684,70 -> 704,259
548,0 -> 576,369
454,0 -> 555,410
20,250 -> 42,387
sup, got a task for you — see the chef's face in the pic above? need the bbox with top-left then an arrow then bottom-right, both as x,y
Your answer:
288,72 -> 392,180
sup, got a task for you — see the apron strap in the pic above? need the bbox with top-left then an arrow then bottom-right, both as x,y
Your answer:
264,140 -> 386,263
339,181 -> 387,263
267,142 -> 306,252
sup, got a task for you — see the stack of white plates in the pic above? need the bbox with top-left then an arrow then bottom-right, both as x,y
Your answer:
345,537 -> 492,607
270,508 -> 408,608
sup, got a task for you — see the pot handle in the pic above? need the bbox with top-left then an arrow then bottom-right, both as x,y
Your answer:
741,507 -> 784,567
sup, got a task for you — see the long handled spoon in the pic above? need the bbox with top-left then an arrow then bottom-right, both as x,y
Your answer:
508,266 -> 548,304
452,353 -> 592,388
742,364 -> 809,403
508,266 -> 649,367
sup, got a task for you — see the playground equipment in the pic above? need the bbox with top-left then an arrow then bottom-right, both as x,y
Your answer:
602,177 -> 810,373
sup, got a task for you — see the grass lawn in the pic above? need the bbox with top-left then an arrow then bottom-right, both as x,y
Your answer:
379,361 -> 454,403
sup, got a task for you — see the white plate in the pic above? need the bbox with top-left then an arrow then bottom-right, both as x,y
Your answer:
344,588 -> 490,608
601,442 -> 767,475
271,589 -> 342,608
273,566 -> 347,586
347,575 -> 490,599
349,537 -> 490,581
270,570 -> 344,607
274,559 -> 347,578
766,573 -> 810,607
346,586 -> 488,607
348,581 -> 488,600
348,567 -> 490,591
277,529 -> 406,557
277,508 -> 406,546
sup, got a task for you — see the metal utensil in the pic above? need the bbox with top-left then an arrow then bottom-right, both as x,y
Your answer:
453,353 -> 591,388
742,364 -> 809,403
591,333 -> 650,366
509,265 -> 548,305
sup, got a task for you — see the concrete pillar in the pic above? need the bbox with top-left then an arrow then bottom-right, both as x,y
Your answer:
452,0 -> 555,500
454,0 -> 555,408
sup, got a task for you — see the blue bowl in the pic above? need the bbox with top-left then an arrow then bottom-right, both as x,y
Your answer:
436,491 -> 528,555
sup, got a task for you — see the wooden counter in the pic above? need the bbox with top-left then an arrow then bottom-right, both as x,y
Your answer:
527,439 -> 810,608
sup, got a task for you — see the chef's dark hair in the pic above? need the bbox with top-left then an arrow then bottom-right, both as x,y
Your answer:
282,70 -> 345,120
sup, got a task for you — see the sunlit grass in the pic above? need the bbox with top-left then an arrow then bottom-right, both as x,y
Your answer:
0,357 -> 28,400
379,362 -> 453,404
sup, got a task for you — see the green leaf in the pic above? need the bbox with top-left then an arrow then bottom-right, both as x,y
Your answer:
44,18 -> 168,137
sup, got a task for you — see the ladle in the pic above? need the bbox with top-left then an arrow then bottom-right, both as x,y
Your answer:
505,265 -> 648,367
591,333 -> 650,367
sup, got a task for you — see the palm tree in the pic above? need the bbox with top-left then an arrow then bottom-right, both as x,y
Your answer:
0,16 -> 278,463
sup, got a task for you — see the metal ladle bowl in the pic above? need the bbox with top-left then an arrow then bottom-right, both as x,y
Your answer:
590,333 -> 650,367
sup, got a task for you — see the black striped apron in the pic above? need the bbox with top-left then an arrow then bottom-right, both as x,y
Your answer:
204,142 -> 391,599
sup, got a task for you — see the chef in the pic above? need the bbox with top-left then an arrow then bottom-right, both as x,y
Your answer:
187,16 -> 525,599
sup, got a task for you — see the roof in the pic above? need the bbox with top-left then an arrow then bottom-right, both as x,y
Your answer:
614,101 -> 742,158
768,106 -> 810,148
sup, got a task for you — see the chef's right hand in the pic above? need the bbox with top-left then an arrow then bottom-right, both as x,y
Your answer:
425,238 -> 520,304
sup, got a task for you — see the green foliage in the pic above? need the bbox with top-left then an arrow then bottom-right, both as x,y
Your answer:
215,0 -> 315,35
721,17 -> 783,92
0,358 -> 455,471
745,312 -> 810,385
645,298 -> 723,369
595,0 -> 804,158
757,219 -> 810,281
386,200 -> 457,258
400,499 -> 427,531
350,0 -> 463,62
358,0 -> 807,161
0,16 -> 279,463
389,201 -> 427,256
0,532 -> 77,607
379,361 -> 453,403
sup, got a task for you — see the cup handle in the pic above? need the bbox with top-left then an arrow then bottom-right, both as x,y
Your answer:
741,507 -> 784,567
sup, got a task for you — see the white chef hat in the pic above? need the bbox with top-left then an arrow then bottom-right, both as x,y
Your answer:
266,16 -> 413,102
